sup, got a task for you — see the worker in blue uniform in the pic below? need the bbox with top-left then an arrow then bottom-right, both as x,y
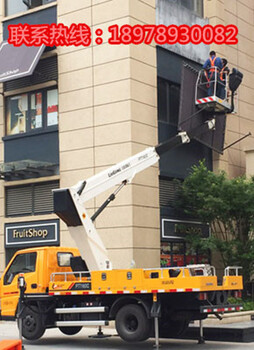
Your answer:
203,51 -> 223,97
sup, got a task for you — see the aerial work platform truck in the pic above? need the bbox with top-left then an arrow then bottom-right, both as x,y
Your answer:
0,132 -> 243,342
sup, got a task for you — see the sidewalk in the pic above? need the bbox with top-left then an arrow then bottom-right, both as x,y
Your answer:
0,321 -> 19,341
1,316 -> 254,344
0,320 -> 117,341
1,320 -> 254,350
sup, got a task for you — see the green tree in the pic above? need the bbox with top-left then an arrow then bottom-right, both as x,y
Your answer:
176,162 -> 254,284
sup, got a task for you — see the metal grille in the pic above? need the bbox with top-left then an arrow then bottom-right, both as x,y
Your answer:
6,181 -> 59,217
4,56 -> 58,92
34,181 -> 59,214
6,186 -> 33,216
159,178 -> 181,207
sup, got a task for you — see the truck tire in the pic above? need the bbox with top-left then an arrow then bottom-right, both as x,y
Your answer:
115,304 -> 151,342
21,306 -> 45,340
59,326 -> 82,335
216,291 -> 228,305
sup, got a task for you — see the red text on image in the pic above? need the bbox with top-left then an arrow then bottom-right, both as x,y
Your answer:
108,24 -> 238,45
7,23 -> 238,47
8,23 -> 91,47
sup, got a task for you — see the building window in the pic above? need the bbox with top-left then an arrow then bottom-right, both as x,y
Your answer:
158,78 -> 180,126
159,177 -> 182,208
5,0 -> 56,16
6,88 -> 58,136
47,89 -> 58,126
6,181 -> 59,217
31,92 -> 43,129
180,0 -> 203,17
160,241 -> 209,267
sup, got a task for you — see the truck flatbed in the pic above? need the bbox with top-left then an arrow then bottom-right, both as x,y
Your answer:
49,265 -> 242,297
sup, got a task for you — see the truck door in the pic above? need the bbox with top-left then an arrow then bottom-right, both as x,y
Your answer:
0,251 -> 38,318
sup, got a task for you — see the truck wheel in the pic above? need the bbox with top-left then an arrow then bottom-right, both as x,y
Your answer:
115,304 -> 151,342
216,291 -> 228,305
59,326 -> 82,335
21,306 -> 45,340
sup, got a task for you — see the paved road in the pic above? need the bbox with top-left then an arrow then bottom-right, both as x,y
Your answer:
1,321 -> 254,350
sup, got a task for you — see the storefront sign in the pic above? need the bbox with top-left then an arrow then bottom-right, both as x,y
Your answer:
162,218 -> 210,240
5,219 -> 59,248
0,42 -> 45,83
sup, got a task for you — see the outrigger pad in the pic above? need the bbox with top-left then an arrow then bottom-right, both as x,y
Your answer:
53,189 -> 82,226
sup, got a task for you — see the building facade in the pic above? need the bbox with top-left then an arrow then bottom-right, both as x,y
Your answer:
0,0 -> 253,274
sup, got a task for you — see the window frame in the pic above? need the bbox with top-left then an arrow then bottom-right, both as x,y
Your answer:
57,252 -> 74,267
3,252 -> 37,285
158,77 -> 180,126
179,0 -> 203,17
5,180 -> 59,217
5,86 -> 58,138
4,0 -> 56,17
160,241 -> 210,267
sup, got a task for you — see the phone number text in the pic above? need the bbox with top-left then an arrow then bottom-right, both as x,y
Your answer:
108,24 -> 238,45
8,23 -> 238,47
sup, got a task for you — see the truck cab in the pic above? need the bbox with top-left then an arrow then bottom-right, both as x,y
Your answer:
0,246 -> 80,319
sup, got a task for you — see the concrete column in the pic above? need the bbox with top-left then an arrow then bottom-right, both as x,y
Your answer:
58,0 -> 159,268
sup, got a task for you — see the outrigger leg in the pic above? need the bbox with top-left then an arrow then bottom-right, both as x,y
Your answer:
151,293 -> 161,349
198,319 -> 205,344
88,326 -> 111,339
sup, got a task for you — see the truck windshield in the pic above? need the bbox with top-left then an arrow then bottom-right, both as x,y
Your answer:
4,252 -> 37,285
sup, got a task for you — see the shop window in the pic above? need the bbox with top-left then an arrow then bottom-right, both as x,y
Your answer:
186,244 -> 198,265
31,92 -> 43,130
161,242 -> 172,267
6,88 -> 58,136
158,78 -> 180,126
6,95 -> 28,134
47,89 -> 58,126
5,0 -> 56,16
6,181 -> 59,217
160,241 -> 210,267
4,252 -> 36,285
172,242 -> 185,266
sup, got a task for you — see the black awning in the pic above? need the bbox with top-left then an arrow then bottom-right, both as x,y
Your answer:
0,41 -> 45,83
0,159 -> 56,180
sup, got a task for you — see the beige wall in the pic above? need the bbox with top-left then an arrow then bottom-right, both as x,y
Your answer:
58,0 -> 160,269
204,0 -> 254,177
